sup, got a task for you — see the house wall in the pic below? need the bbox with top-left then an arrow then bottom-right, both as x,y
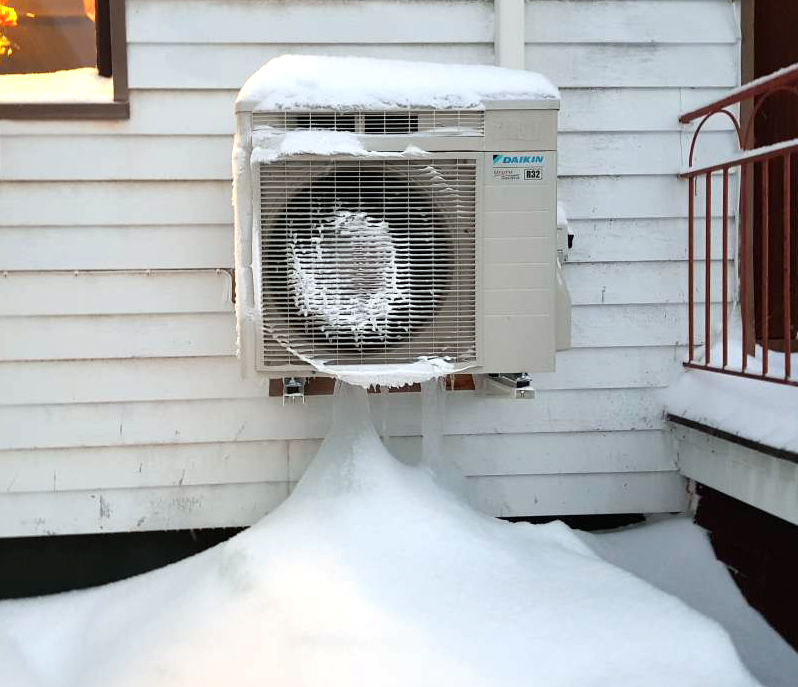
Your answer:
0,0 -> 741,536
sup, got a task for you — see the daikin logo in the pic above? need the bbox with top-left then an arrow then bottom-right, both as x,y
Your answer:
493,155 -> 545,165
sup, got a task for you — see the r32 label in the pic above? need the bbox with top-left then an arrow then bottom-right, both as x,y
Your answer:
524,168 -> 543,180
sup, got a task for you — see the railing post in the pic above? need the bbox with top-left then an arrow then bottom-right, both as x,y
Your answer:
784,153 -> 792,380
722,167 -> 729,368
688,176 -> 695,363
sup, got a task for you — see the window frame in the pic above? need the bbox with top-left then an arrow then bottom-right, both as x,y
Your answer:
0,0 -> 129,120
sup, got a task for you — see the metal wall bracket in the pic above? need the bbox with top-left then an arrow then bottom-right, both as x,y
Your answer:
282,377 -> 306,404
483,372 -> 536,399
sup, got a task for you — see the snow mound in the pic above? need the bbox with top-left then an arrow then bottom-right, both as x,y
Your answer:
0,384 -> 759,687
237,54 -> 559,111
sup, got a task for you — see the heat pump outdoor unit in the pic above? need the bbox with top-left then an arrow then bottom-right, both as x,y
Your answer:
233,57 -> 571,383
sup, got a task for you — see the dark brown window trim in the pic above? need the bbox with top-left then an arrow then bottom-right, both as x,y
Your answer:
0,0 -> 129,121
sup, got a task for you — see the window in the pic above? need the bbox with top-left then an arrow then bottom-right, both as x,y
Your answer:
0,0 -> 128,119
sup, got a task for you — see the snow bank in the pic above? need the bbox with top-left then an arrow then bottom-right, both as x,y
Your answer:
665,340 -> 798,452
0,384 -> 760,687
237,54 -> 559,111
0,68 -> 113,103
580,517 -> 798,687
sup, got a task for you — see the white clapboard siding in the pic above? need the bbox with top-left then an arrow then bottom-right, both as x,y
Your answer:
0,388 -> 665,451
0,226 -> 234,271
0,87 -> 737,137
127,0 -> 494,44
525,0 -> 736,44
572,304 -> 721,348
0,430 -> 675,495
128,43 -> 494,90
0,130 -> 737,180
0,483 -> 290,537
567,218 -> 735,263
0,0 -> 741,532
0,270 -> 233,316
525,44 -> 737,88
565,260 -> 729,305
0,313 -> 236,361
0,181 -> 233,225
0,347 -> 684,406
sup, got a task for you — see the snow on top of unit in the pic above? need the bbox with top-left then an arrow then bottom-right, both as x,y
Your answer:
0,68 -> 113,103
237,54 -> 559,111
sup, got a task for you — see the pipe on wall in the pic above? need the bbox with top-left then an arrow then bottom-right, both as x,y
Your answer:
494,0 -> 525,69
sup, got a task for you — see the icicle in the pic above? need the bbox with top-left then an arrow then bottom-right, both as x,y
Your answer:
421,376 -> 446,473
379,384 -> 391,448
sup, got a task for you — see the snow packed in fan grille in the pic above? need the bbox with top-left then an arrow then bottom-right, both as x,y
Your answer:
258,159 -> 478,367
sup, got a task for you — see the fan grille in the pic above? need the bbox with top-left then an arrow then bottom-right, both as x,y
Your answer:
258,159 -> 478,368
252,110 -> 485,136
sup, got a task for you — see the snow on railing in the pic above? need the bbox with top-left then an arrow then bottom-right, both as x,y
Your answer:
680,63 -> 798,387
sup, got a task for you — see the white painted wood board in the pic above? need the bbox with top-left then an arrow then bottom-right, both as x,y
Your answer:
674,424 -> 798,527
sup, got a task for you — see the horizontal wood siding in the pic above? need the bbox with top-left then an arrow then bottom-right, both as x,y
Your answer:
0,0 -> 740,535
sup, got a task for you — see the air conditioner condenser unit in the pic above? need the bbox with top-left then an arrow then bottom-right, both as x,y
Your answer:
233,56 -> 571,384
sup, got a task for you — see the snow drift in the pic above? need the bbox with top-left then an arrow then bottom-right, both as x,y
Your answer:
0,384 -> 761,687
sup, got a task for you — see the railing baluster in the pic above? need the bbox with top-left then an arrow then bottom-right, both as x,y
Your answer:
722,167 -> 729,368
741,162 -> 749,372
785,152 -> 792,380
688,176 -> 695,362
762,160 -> 770,377
705,172 -> 712,365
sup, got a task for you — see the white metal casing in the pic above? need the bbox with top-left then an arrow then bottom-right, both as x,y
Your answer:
233,98 -> 569,377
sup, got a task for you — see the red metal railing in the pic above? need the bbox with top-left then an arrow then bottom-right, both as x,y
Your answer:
680,63 -> 798,386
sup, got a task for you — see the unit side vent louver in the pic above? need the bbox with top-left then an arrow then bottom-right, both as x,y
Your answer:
258,159 -> 478,368
252,110 -> 485,136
